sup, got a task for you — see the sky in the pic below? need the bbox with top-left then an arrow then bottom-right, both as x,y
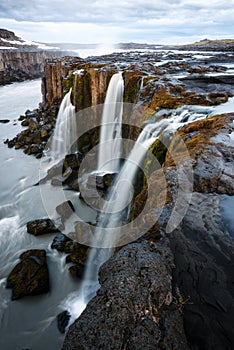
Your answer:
0,0 -> 234,45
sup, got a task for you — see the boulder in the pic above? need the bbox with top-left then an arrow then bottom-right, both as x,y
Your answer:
57,310 -> 71,334
24,144 -> 42,155
51,233 -> 72,252
27,218 -> 60,236
6,249 -> 49,300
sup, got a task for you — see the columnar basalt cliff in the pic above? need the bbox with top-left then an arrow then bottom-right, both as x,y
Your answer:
0,50 -> 65,85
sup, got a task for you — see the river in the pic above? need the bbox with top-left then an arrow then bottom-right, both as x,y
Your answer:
0,79 -> 79,350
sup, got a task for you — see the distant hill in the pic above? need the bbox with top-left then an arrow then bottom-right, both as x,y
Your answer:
0,28 -> 59,52
174,38 -> 234,51
42,42 -> 165,51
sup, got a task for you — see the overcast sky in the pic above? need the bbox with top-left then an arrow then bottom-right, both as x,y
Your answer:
0,0 -> 233,44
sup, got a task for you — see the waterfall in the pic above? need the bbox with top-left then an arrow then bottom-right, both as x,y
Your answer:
97,72 -> 124,172
83,119 -> 169,292
50,89 -> 77,160
67,119 -> 170,322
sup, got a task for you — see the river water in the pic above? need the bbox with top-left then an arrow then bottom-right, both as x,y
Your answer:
0,80 -> 79,350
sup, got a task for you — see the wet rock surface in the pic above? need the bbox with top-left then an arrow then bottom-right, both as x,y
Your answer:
129,113 -> 234,349
63,240 -> 188,350
27,218 -> 60,235
57,310 -> 71,334
51,233 -> 89,277
51,232 -> 72,251
168,192 -> 234,350
6,249 -> 50,300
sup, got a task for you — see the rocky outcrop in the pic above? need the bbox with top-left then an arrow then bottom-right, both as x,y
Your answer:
0,28 -> 38,50
174,38 -> 234,52
6,249 -> 50,300
63,240 -> 188,350
4,105 -> 59,156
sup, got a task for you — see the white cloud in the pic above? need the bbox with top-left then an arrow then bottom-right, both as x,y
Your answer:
0,0 -> 233,44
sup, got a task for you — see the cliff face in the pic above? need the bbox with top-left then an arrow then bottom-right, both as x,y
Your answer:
0,50 -> 65,85
0,28 -> 66,85
42,58 -> 120,108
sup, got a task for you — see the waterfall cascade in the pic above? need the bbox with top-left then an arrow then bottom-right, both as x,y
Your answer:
58,77 -> 209,325
66,118 -> 171,322
50,89 -> 77,160
97,72 -> 124,172
82,119 -> 170,297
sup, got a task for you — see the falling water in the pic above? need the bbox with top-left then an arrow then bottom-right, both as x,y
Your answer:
50,89 -> 77,160
84,119 -> 169,289
65,86 -> 225,323
97,72 -> 124,172
67,119 -> 170,321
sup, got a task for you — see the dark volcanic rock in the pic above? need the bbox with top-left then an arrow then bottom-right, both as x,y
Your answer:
6,249 -> 49,300
129,113 -> 234,349
68,264 -> 85,279
62,240 -> 188,350
65,241 -> 89,266
57,310 -> 71,334
167,192 -> 234,350
51,233 -> 72,252
27,218 -> 60,236
0,119 -> 10,123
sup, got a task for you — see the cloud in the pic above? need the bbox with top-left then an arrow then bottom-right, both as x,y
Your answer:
0,0 -> 233,43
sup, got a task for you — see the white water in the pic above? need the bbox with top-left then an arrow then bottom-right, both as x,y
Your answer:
85,120 -> 169,278
0,80 -> 81,350
67,119 -> 171,321
50,89 -> 77,160
97,72 -> 124,172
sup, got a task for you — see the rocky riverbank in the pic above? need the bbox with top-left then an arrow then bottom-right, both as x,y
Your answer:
4,44 -> 234,349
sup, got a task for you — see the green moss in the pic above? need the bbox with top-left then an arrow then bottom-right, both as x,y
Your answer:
143,138 -> 167,182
